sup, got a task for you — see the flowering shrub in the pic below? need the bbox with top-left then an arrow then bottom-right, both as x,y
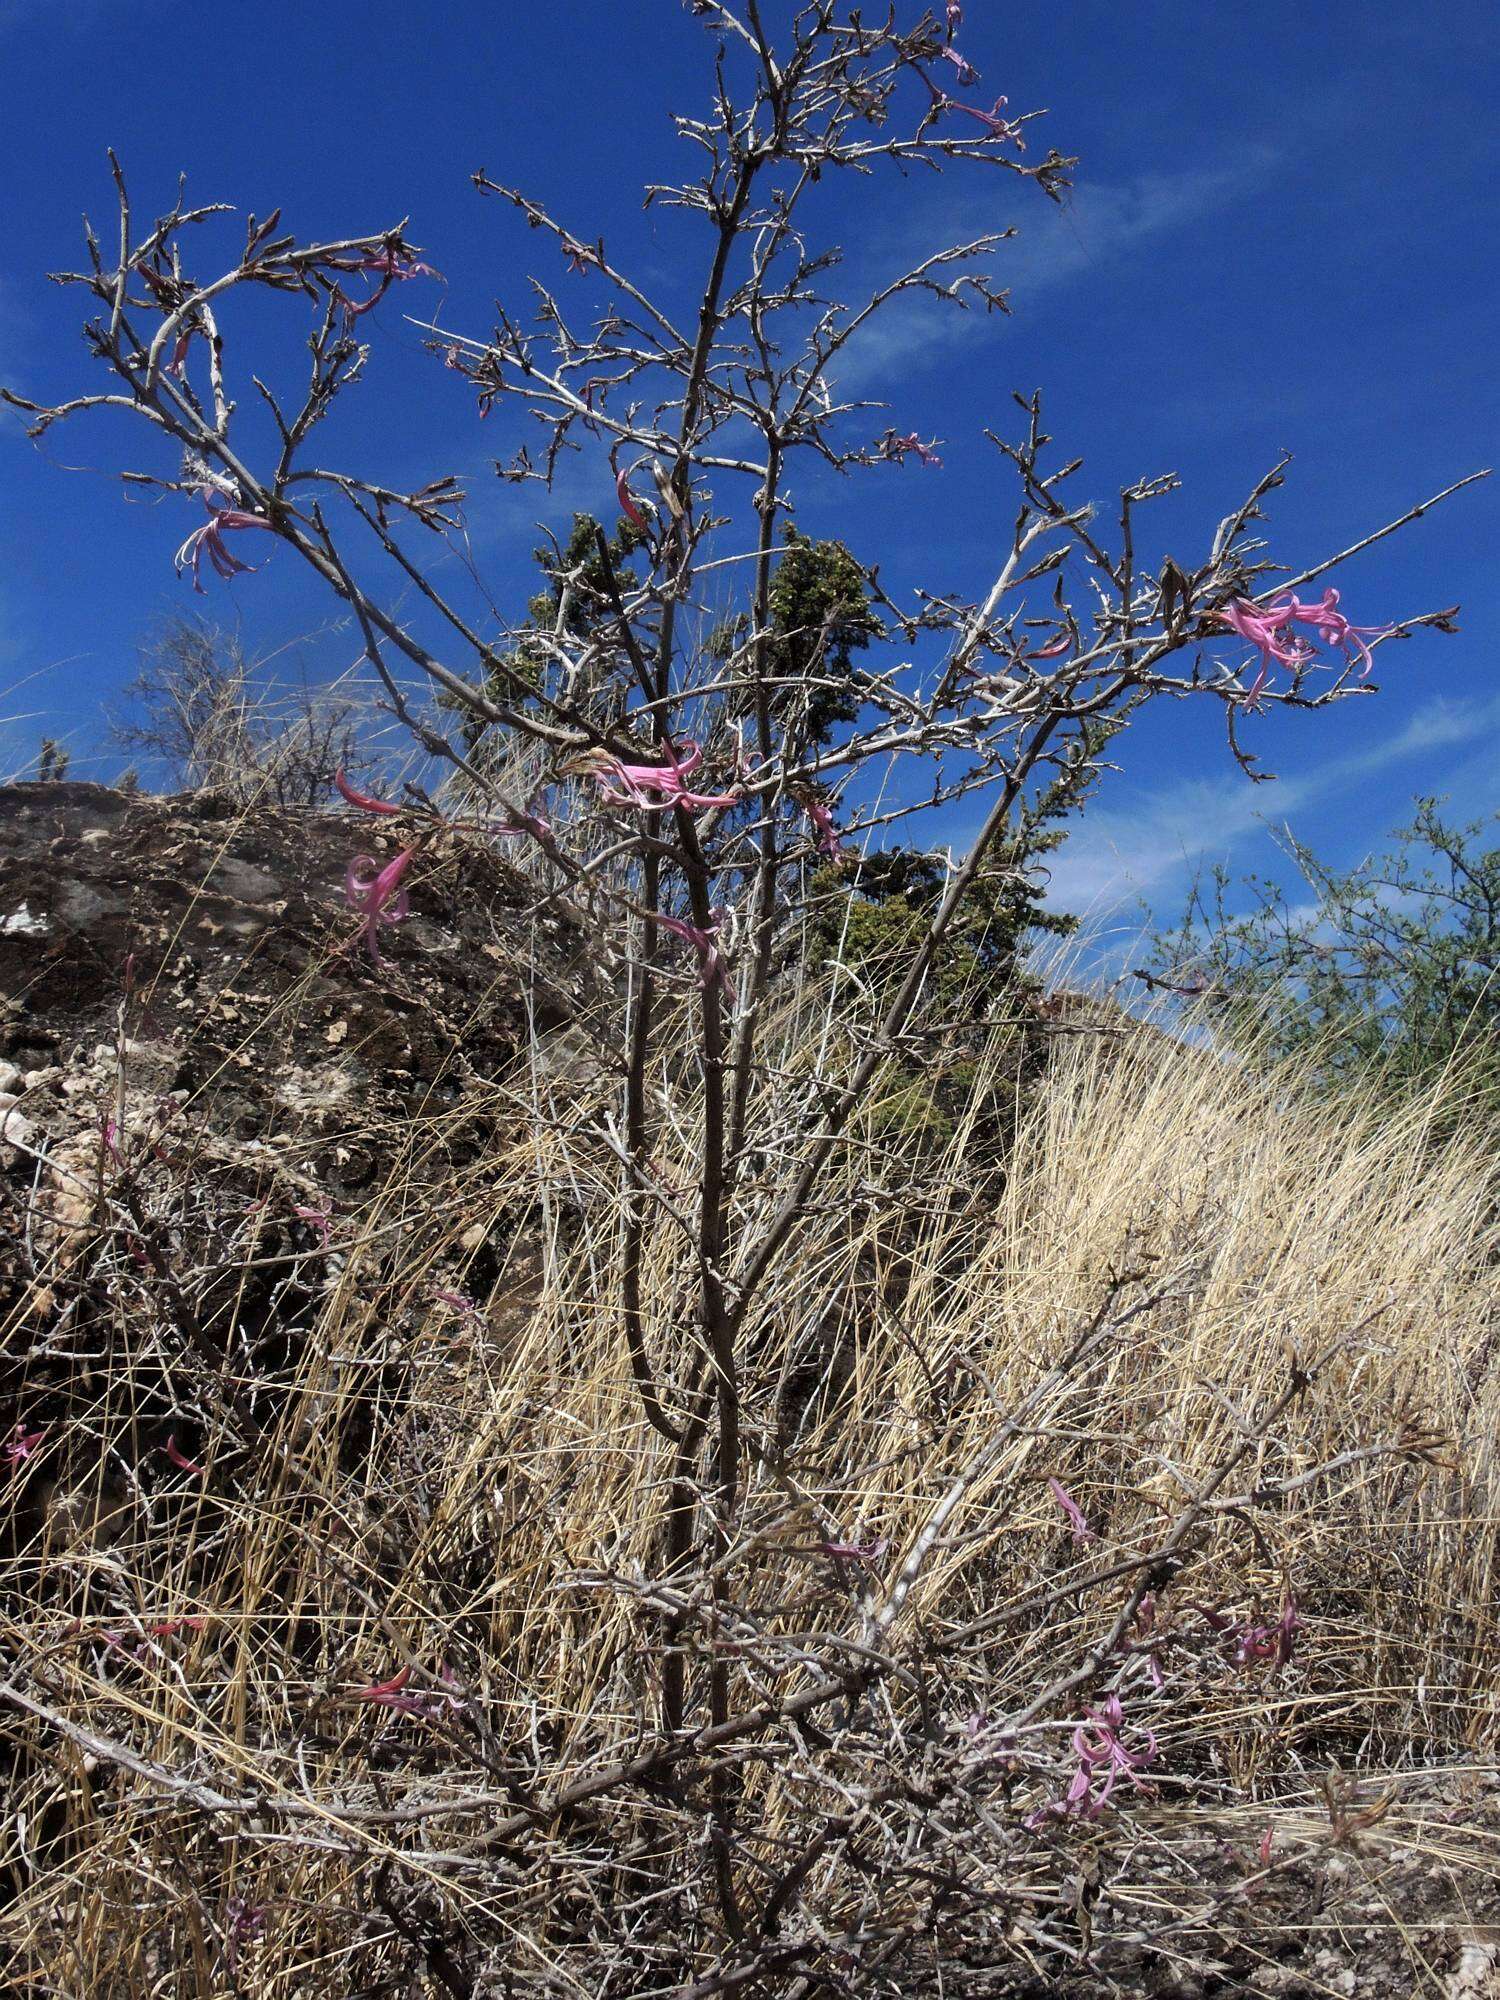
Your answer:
1,2 -> 1485,1991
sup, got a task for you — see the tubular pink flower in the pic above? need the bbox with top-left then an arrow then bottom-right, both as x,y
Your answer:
816,1535 -> 889,1566
433,1286 -> 484,1323
1046,1476 -> 1097,1545
940,44 -> 979,83
1025,1694 -> 1156,1829
947,1 -> 963,26
293,1203 -> 333,1247
335,768 -> 402,815
656,911 -> 736,1000
1232,1594 -> 1299,1667
929,82 -> 1025,147
615,465 -> 648,530
1216,598 -> 1308,705
164,1434 -> 204,1476
593,739 -> 742,814
1266,587 -> 1393,679
883,429 -> 943,468
354,1663 -> 460,1719
174,490 -> 274,593
350,248 -> 440,282
355,1666 -> 413,1703
969,97 -> 1023,144
804,796 -> 844,862
335,246 -> 441,322
345,848 -> 415,964
1219,592 -> 1390,702
1029,633 -> 1072,660
145,1615 -> 206,1639
224,1896 -> 265,1971
6,1423 -> 46,1465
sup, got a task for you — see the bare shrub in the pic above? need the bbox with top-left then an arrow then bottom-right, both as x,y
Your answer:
2,1 -> 1492,1990
112,615 -> 368,806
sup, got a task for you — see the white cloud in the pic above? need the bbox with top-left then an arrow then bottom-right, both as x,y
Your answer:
1005,151 -> 1280,296
1044,693 -> 1500,923
833,147 -> 1281,392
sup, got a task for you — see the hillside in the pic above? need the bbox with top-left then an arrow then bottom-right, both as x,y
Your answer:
2,782 -> 1499,1998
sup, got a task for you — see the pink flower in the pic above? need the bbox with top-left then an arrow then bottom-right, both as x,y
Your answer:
355,1666 -> 413,1704
593,739 -> 741,814
804,796 -> 844,862
656,911 -> 735,1000
1216,592 -> 1388,705
816,1535 -> 890,1566
164,1434 -> 204,1477
1232,1594 -> 1299,1668
433,1286 -> 485,1324
1265,588 -> 1392,679
929,82 -> 1024,146
335,768 -> 402,815
1029,633 -> 1072,660
354,1664 -> 461,1720
883,429 -> 943,468
350,248 -> 440,283
145,1615 -> 207,1639
293,1203 -> 333,1248
947,1 -> 963,27
615,465 -> 648,530
345,849 -> 415,964
1025,1694 -> 1157,1828
224,1897 -> 265,1972
940,44 -> 979,83
1258,1825 -> 1275,1866
1047,1477 -> 1097,1545
335,246 -> 440,322
5,1423 -> 46,1465
1216,597 -> 1309,703
174,490 -> 274,593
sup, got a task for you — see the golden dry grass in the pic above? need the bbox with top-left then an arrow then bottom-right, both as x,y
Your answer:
4,994 -> 1499,1994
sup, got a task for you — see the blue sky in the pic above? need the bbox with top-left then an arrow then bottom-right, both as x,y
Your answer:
1,0 -> 1495,941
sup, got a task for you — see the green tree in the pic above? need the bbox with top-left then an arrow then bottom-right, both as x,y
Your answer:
1150,798 -> 1500,1101
460,511 -> 647,751
810,723 -> 1103,1008
35,738 -> 70,781
762,526 -> 883,748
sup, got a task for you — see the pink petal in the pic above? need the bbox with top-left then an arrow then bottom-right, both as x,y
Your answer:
335,769 -> 402,815
616,467 -> 648,530
164,1434 -> 204,1476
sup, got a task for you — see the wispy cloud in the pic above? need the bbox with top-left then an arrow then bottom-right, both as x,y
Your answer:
1006,150 -> 1281,295
834,148 -> 1281,392
1044,693 -> 1500,922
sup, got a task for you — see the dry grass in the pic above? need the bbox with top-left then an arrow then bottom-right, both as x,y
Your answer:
4,987 -> 1499,1994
